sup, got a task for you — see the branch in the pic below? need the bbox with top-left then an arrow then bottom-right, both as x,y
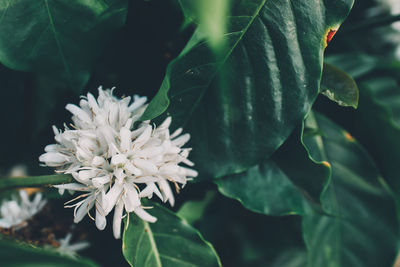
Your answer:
0,174 -> 73,190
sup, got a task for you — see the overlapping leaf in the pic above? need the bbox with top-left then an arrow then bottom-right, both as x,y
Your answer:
142,0 -> 354,180
0,0 -> 128,90
301,113 -> 398,267
122,203 -> 221,267
216,127 -> 330,216
324,53 -> 400,195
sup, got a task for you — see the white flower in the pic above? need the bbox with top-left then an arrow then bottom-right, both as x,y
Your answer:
39,86 -> 197,239
0,191 -> 47,229
56,233 -> 90,256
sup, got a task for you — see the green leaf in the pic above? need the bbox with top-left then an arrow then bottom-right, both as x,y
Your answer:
216,126 -> 331,215
302,113 -> 398,267
0,0 -> 128,90
323,53 -> 400,196
177,191 -> 216,225
351,78 -> 400,195
270,249 -> 307,267
178,0 -> 229,49
142,0 -> 354,180
122,203 -> 221,267
0,238 -> 98,267
320,63 -> 359,108
324,53 -> 377,79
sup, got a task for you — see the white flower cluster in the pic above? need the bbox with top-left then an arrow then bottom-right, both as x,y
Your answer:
39,87 -> 197,239
0,191 -> 46,229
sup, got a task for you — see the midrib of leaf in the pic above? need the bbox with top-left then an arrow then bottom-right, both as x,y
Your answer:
144,221 -> 162,267
44,0 -> 72,81
179,0 -> 267,126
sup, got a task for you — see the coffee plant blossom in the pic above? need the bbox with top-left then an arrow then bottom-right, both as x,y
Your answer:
39,87 -> 197,239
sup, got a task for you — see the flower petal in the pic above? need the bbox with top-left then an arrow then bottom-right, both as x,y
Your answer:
104,183 -> 123,214
158,179 -> 175,206
134,207 -> 157,223
113,200 -> 124,239
122,183 -> 140,212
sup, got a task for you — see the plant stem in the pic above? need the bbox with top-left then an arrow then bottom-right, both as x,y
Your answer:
343,14 -> 400,34
0,174 -> 73,190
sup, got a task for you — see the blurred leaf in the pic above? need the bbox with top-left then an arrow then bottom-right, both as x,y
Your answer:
142,0 -> 354,180
302,113 -> 398,267
345,78 -> 400,197
122,203 -> 221,267
0,238 -> 98,267
325,53 -> 377,79
322,53 -> 400,196
216,127 -> 331,215
0,0 -> 128,90
270,249 -> 307,267
179,0 -> 229,49
177,191 -> 216,225
320,63 -> 359,108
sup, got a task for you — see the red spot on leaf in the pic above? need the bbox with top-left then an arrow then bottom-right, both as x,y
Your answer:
326,29 -> 337,45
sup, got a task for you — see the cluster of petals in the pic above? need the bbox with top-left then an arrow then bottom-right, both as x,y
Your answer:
0,191 -> 46,229
39,87 -> 197,238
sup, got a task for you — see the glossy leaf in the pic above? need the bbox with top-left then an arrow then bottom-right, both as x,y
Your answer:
323,54 -> 400,195
0,239 -> 98,267
216,127 -> 331,215
142,0 -> 354,180
0,0 -> 128,90
301,113 -> 398,267
320,63 -> 359,108
122,203 -> 221,267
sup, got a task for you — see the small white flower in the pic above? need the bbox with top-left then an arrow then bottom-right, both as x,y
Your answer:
56,233 -> 90,256
39,86 -> 197,239
0,191 -> 47,229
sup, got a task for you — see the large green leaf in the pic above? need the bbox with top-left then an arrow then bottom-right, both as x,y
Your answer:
216,127 -> 331,215
0,238 -> 98,267
322,54 -> 400,195
122,203 -> 221,267
351,78 -> 400,195
301,113 -> 398,267
142,0 -> 354,180
0,0 -> 128,90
